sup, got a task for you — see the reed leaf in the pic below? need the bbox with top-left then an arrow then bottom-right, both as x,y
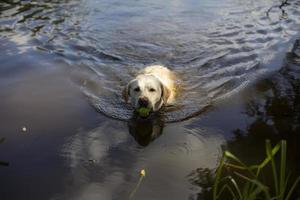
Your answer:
228,176 -> 243,199
224,151 -> 256,178
217,184 -> 238,200
213,140 -> 299,200
266,140 -> 279,195
279,140 -> 287,200
284,176 -> 300,200
213,154 -> 225,200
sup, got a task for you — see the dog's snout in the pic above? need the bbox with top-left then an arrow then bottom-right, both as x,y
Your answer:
138,97 -> 149,107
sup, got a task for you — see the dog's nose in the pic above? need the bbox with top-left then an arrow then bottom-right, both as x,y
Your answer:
138,97 -> 149,107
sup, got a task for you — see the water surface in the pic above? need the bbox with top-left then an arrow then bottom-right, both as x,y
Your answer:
0,0 -> 300,199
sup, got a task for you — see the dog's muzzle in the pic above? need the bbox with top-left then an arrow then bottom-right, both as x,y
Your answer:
138,97 -> 149,108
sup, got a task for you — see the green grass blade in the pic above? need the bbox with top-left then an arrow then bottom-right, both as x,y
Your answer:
217,184 -> 239,200
224,151 -> 245,166
224,151 -> 256,178
254,141 -> 280,179
258,142 -> 281,169
228,176 -> 243,199
266,140 -> 279,195
234,172 -> 271,200
213,140 -> 300,200
129,175 -> 145,200
213,154 -> 225,200
271,195 -> 281,200
242,182 -> 251,199
216,184 -> 228,198
281,173 -> 291,200
248,186 -> 265,200
279,140 -> 287,200
284,176 -> 300,200
224,163 -> 249,170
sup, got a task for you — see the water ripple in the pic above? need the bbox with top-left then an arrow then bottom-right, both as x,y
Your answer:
1,0 -> 299,122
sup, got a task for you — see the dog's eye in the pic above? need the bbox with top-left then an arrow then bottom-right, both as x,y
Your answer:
134,87 -> 140,92
149,88 -> 156,92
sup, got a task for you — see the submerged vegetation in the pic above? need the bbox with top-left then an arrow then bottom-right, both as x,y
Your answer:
213,140 -> 300,200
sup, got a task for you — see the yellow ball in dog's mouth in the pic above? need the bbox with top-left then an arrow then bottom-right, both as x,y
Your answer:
137,107 -> 151,117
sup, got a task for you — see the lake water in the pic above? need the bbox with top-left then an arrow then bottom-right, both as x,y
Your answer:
0,0 -> 300,199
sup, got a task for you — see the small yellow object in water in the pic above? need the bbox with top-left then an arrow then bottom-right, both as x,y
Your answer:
21,127 -> 27,132
140,169 -> 146,177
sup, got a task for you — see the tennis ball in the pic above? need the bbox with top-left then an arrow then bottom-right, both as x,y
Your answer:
137,107 -> 151,117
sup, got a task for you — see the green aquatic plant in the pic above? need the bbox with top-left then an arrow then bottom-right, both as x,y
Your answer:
213,140 -> 300,200
129,169 -> 146,199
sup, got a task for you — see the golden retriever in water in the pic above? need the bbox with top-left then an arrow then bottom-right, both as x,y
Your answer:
123,65 -> 176,112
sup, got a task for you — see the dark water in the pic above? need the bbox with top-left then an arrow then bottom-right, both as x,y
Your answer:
1,0 -> 300,199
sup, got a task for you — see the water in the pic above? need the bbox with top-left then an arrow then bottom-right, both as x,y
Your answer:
0,0 -> 300,199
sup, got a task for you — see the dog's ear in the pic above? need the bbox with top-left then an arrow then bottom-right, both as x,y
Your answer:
161,83 -> 171,104
122,82 -> 131,103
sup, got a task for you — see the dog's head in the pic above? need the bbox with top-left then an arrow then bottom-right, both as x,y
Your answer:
123,74 -> 170,112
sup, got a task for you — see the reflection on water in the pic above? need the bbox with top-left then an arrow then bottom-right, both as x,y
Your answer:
0,138 -> 9,167
230,38 -> 300,167
128,113 -> 164,146
188,38 -> 300,199
1,0 -> 300,199
60,121 -> 224,200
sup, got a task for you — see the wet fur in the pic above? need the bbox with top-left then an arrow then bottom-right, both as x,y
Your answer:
123,65 -> 175,111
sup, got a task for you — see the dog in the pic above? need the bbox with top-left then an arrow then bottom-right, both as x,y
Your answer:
123,65 -> 176,113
